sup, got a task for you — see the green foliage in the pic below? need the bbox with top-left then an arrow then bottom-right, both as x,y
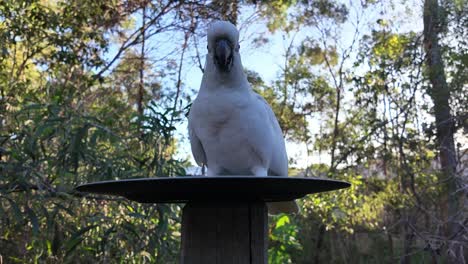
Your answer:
1,0 -> 186,262
268,215 -> 302,263
257,0 -> 348,32
1,0 -> 466,262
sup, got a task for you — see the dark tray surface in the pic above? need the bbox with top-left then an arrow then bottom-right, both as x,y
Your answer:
75,176 -> 350,203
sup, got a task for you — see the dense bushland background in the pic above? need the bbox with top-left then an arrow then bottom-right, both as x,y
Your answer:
0,0 -> 466,263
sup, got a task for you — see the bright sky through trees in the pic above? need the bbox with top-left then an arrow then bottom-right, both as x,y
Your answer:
1,0 -> 466,262
165,1 -> 428,169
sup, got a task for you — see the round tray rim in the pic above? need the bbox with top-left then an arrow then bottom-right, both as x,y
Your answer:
75,176 -> 350,203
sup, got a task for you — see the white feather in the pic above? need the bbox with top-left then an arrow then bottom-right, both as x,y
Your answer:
188,21 -> 298,214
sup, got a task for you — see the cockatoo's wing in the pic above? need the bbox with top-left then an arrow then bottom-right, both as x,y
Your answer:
188,117 -> 206,167
254,93 -> 281,131
252,93 -> 288,176
252,93 -> 299,214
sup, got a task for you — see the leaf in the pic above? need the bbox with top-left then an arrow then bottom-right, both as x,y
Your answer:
64,225 -> 98,256
4,197 -> 23,222
100,225 -> 115,252
122,221 -> 140,239
276,215 -> 290,228
140,250 -> 152,261
53,202 -> 75,217
46,240 -> 52,256
25,207 -> 39,235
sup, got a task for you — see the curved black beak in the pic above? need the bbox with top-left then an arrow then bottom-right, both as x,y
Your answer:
214,39 -> 233,72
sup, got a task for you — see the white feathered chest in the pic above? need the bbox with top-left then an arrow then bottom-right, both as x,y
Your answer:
190,87 -> 277,174
191,88 -> 248,136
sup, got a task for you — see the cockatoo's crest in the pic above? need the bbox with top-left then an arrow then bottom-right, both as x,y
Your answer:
206,21 -> 241,73
207,21 -> 239,49
202,21 -> 247,88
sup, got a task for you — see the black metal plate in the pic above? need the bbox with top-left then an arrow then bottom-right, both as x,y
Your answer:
75,176 -> 350,203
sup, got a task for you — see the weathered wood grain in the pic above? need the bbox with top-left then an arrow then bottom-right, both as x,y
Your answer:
180,202 -> 267,264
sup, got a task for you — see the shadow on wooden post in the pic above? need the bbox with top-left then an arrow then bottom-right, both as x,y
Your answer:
181,202 -> 268,264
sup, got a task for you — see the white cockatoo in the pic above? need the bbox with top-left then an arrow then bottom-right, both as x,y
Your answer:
188,20 -> 298,214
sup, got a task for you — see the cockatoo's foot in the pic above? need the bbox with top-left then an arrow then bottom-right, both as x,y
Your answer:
251,166 -> 268,176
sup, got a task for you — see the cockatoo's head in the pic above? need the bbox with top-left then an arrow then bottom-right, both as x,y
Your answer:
207,21 -> 240,73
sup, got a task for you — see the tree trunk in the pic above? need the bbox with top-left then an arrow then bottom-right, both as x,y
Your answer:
387,231 -> 394,261
400,215 -> 415,264
313,224 -> 326,264
138,6 -> 146,117
423,0 -> 462,262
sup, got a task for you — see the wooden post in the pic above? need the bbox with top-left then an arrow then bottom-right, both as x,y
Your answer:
77,177 -> 350,263
180,201 -> 268,264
